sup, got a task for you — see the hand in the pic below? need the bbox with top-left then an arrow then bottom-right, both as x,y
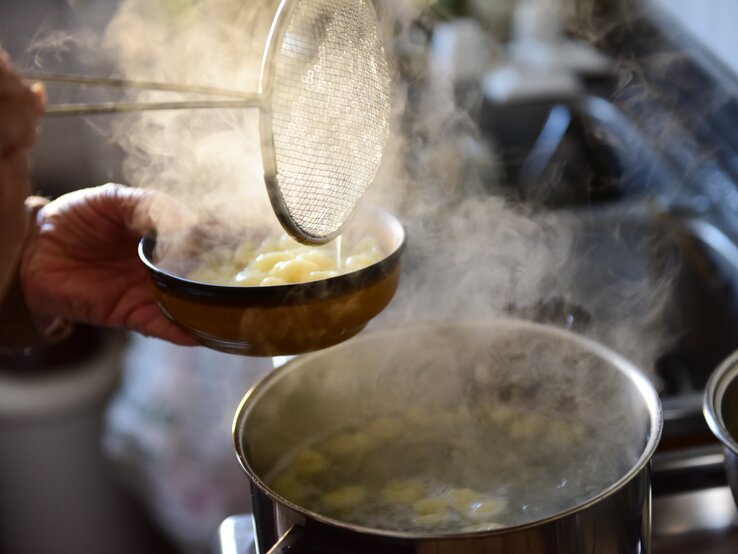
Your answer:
0,50 -> 44,155
20,183 -> 198,345
0,50 -> 44,293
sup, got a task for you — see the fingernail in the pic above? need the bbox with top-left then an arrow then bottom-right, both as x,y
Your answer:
31,82 -> 46,111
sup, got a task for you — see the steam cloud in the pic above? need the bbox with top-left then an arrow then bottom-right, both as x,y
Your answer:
96,0 -> 673,373
13,0 -> 677,548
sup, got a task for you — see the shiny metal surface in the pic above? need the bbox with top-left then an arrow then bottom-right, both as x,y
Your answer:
652,445 -> 727,495
704,350 -> 738,510
218,486 -> 738,554
219,487 -> 738,554
246,476 -> 651,554
22,71 -> 261,115
263,0 -> 391,244
705,351 -> 738,455
218,514 -> 256,554
233,321 -> 662,554
653,487 -> 738,553
20,72 -> 255,99
38,98 -> 262,115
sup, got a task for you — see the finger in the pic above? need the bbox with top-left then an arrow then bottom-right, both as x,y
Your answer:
0,150 -> 32,218
101,183 -> 201,264
30,82 -> 46,113
133,189 -> 197,238
0,54 -> 44,154
41,183 -> 162,242
125,302 -> 198,346
0,50 -> 25,95
0,151 -> 31,292
76,183 -> 196,238
0,93 -> 43,154
0,50 -> 44,109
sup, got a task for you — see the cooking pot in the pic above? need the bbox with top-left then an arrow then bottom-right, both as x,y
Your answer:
704,349 -> 738,508
233,320 -> 662,554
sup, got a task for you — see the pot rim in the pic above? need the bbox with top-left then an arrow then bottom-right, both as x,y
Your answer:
704,349 -> 738,455
232,319 -> 663,539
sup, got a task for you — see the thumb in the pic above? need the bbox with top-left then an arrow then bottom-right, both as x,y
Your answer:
79,183 -> 196,238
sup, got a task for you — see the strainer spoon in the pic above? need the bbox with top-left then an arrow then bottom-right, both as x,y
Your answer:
25,0 -> 392,245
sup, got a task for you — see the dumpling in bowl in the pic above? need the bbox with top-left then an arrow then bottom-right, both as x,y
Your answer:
187,233 -> 384,286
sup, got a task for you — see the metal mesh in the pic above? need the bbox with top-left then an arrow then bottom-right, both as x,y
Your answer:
270,0 -> 391,241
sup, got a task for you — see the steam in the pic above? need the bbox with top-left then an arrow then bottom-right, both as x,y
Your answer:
95,0 -> 674,373
16,0 -> 678,546
27,29 -> 99,67
367,0 -> 673,373
103,0 -> 283,247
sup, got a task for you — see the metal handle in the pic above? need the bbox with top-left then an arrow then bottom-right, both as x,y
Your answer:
518,104 -> 573,186
266,525 -> 309,554
19,71 -> 263,115
43,98 -> 261,116
651,444 -> 727,496
20,72 -> 257,98
265,523 -> 413,554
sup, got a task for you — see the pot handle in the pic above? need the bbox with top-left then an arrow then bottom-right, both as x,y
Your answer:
266,525 -> 309,554
265,524 -> 413,554
651,444 -> 727,496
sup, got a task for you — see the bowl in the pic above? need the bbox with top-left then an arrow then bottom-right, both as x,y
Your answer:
704,350 -> 738,508
138,207 -> 406,356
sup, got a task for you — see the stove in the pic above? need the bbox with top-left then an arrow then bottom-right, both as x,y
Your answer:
217,487 -> 738,554
653,486 -> 738,554
218,3 -> 738,552
218,483 -> 738,554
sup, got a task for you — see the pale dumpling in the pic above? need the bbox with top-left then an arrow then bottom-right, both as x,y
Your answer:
186,233 -> 385,286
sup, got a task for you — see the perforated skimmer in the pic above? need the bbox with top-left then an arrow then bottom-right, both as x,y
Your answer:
26,0 -> 392,244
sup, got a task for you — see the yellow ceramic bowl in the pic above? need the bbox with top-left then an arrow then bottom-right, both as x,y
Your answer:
139,207 -> 406,356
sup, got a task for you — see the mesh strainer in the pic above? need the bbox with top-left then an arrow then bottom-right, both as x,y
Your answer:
263,0 -> 391,243
28,0 -> 392,244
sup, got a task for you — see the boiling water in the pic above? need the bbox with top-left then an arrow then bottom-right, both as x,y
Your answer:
266,403 -> 633,533
335,235 -> 343,271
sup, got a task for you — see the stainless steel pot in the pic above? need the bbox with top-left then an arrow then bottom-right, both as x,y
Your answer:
704,350 -> 738,508
233,320 -> 662,554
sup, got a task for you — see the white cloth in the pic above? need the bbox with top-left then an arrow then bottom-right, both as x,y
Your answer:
104,334 -> 273,554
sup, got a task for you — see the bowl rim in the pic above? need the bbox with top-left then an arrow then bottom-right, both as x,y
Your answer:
232,319 -> 663,540
704,349 -> 738,455
138,206 -> 406,304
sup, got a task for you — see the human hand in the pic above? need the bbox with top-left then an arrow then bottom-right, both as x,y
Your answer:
0,50 -> 44,155
20,183 -> 198,345
0,50 -> 44,293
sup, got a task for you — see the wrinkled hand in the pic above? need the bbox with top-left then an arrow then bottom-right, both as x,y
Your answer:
20,183 -> 198,345
0,50 -> 43,156
0,50 -> 44,292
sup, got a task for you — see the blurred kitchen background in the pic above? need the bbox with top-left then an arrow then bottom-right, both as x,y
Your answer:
3,0 -> 738,553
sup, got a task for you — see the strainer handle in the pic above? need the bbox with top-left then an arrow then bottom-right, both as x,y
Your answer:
43,98 -> 262,116
21,71 -> 258,98
19,72 -> 263,115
